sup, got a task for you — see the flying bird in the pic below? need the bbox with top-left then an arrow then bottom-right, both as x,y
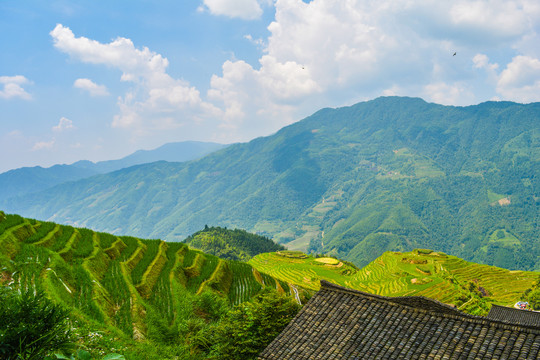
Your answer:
453,52 -> 457,56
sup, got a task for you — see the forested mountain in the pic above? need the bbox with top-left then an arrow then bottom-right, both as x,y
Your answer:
3,97 -> 539,270
0,141 -> 225,200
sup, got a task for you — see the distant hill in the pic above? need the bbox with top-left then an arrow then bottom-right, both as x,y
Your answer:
0,141 -> 226,200
3,97 -> 539,270
249,249 -> 539,316
184,226 -> 285,261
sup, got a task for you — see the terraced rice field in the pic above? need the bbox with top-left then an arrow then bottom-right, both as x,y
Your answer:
250,249 -> 540,315
249,252 -> 358,291
0,212 -> 293,339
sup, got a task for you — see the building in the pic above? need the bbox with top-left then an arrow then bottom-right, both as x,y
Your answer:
259,280 -> 540,359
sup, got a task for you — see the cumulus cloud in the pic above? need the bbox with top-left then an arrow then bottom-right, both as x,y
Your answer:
52,117 -> 75,132
423,82 -> 473,105
497,55 -> 540,102
50,0 -> 540,142
32,139 -> 55,151
0,75 -> 32,100
200,0 -> 263,20
51,24 -> 219,134
74,78 -> 109,96
209,0 -> 540,116
473,54 -> 498,71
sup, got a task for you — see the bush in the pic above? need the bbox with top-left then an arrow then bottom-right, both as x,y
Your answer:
0,286 -> 74,360
210,288 -> 300,360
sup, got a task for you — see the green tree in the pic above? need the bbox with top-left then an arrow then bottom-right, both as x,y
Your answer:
211,289 -> 300,360
0,286 -> 73,360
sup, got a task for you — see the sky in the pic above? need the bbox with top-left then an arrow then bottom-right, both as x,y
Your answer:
1,0 -> 540,173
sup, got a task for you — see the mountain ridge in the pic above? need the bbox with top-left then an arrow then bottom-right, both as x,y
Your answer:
3,96 -> 538,270
0,141 -> 226,201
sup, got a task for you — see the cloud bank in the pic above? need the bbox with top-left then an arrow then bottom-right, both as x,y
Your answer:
50,0 -> 540,143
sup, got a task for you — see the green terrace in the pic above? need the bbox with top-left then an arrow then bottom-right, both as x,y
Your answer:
0,212 -> 305,343
250,249 -> 540,315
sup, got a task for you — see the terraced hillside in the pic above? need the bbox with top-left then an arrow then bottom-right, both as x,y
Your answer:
250,249 -> 540,315
0,211 -> 301,343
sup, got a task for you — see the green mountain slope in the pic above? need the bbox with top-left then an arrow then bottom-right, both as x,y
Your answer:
3,97 -> 539,270
249,249 -> 540,315
184,226 -> 285,261
0,211 -> 300,349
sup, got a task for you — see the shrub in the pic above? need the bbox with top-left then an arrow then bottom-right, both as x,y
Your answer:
210,288 -> 300,359
0,286 -> 74,360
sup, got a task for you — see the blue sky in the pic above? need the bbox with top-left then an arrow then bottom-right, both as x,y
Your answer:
1,0 -> 540,172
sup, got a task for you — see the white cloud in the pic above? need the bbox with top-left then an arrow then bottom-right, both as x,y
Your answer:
51,24 -> 220,134
52,117 -> 75,132
202,0 -> 263,20
0,75 -> 32,100
32,139 -> 55,151
208,0 -> 540,117
473,54 -> 496,70
423,82 -> 472,105
496,55 -> 540,102
49,0 -> 540,143
74,78 -> 109,96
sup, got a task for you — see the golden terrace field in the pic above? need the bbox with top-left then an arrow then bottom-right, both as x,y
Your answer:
249,249 -> 540,315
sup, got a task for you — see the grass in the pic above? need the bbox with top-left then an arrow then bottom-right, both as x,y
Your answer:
487,189 -> 507,203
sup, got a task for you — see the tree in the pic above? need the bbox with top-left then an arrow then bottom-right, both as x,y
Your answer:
211,288 -> 300,360
0,286 -> 73,360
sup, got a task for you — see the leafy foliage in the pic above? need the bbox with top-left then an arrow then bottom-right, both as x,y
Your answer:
210,288 -> 301,360
521,276 -> 540,310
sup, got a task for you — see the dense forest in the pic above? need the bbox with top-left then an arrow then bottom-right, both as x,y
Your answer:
3,97 -> 538,270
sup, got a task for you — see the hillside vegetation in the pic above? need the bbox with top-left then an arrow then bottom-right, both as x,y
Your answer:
0,212 -> 303,359
250,249 -> 540,315
3,97 -> 539,271
184,226 -> 285,261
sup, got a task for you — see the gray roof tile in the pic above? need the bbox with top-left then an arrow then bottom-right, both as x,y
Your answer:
259,280 -> 540,359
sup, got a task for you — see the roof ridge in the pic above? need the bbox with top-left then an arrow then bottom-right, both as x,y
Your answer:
320,280 -> 460,313
319,280 -> 540,333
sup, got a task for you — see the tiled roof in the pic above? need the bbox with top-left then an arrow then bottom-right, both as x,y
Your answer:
488,304 -> 540,328
259,280 -> 540,359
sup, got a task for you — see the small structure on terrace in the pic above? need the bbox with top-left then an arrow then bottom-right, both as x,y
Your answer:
258,280 -> 540,359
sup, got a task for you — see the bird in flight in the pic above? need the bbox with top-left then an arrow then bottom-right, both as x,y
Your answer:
453,52 -> 457,56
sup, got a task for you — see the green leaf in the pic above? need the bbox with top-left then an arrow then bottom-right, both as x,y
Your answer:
102,354 -> 126,360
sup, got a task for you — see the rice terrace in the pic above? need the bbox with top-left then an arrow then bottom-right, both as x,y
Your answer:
250,249 -> 539,315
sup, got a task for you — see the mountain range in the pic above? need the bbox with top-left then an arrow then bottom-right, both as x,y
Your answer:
0,141 -> 226,200
2,97 -> 539,270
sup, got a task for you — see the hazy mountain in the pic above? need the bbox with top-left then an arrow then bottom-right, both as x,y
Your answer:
0,164 -> 99,201
71,141 -> 227,173
3,97 -> 539,270
0,141 -> 226,200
